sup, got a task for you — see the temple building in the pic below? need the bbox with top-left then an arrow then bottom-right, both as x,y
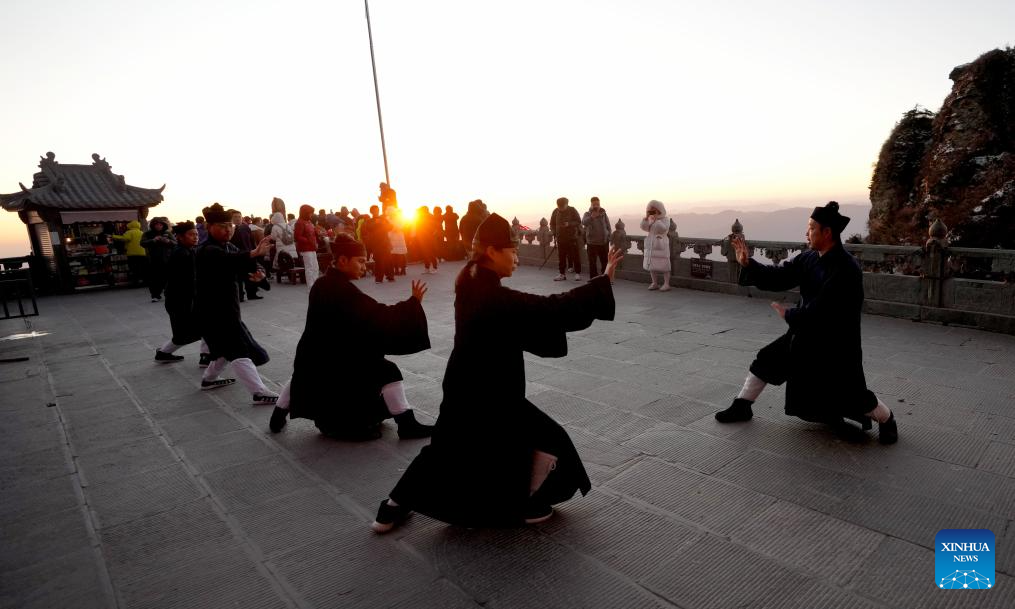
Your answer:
1,152 -> 164,292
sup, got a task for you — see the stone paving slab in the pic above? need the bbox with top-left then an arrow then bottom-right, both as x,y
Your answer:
3,264 -> 1015,608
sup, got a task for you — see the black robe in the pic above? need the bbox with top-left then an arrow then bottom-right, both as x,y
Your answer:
164,245 -> 200,345
739,243 -> 876,422
389,265 -> 616,527
195,237 -> 268,364
288,268 -> 430,430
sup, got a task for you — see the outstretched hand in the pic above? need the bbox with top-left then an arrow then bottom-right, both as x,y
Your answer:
253,237 -> 273,257
770,301 -> 789,319
732,234 -> 749,267
604,246 -> 625,282
411,279 -> 428,303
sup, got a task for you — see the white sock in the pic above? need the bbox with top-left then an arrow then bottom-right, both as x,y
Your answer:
232,358 -> 269,395
865,398 -> 892,423
160,340 -> 180,353
380,381 -> 410,416
737,373 -> 766,402
199,340 -> 209,354
276,378 -> 292,410
530,450 -> 558,496
203,357 -> 228,381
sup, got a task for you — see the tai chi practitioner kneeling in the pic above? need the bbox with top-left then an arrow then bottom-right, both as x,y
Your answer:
372,213 -> 624,533
714,201 -> 898,444
269,234 -> 433,440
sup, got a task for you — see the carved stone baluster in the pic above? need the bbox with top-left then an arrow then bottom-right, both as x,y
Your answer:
720,218 -> 744,283
923,218 -> 949,307
610,219 -> 630,255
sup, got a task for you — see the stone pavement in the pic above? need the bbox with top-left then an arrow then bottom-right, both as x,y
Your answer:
2,264 -> 1015,609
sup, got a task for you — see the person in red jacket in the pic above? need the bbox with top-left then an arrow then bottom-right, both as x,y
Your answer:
295,204 -> 320,286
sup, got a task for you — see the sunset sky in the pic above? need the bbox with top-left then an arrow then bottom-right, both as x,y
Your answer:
1,0 -> 1012,257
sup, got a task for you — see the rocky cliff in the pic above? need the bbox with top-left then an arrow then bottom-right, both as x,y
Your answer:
868,48 -> 1015,248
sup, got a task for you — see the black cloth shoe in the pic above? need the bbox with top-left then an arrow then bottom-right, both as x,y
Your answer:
878,413 -> 898,445
394,410 -> 434,439
154,350 -> 184,363
269,407 -> 288,433
248,295 -> 264,300
523,501 -> 554,524
198,353 -> 212,368
201,378 -> 236,390
715,398 -> 753,423
371,500 -> 410,533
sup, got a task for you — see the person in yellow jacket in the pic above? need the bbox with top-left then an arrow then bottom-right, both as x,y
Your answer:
111,220 -> 147,287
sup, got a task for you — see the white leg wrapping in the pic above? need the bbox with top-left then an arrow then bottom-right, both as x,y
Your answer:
202,357 -> 228,381
199,339 -> 209,354
737,373 -> 766,402
276,378 -> 292,410
865,398 -> 892,423
381,381 -> 410,416
160,340 -> 179,353
530,450 -> 558,496
232,358 -> 268,395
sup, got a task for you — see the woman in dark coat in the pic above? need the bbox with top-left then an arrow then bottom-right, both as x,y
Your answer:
195,204 -> 277,404
269,235 -> 434,439
372,213 -> 624,533
714,201 -> 898,444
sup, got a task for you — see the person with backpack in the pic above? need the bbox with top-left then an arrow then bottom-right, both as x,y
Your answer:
269,212 -> 298,272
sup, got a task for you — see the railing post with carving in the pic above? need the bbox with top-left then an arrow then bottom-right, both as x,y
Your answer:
667,218 -> 679,265
537,218 -> 551,257
923,218 -> 949,308
510,217 -> 522,245
610,219 -> 629,267
720,218 -> 744,283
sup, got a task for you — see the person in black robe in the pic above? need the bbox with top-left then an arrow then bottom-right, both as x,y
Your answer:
714,201 -> 898,444
230,210 -> 261,301
195,203 -> 278,405
268,234 -> 434,439
372,213 -> 624,533
140,216 -> 175,302
154,221 -> 211,367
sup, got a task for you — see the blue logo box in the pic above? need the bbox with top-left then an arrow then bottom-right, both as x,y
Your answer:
935,529 -> 995,589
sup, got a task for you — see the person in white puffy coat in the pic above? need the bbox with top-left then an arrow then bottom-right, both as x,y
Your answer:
640,200 -> 671,291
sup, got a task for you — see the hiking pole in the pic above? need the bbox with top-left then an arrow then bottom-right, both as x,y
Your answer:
538,244 -> 558,270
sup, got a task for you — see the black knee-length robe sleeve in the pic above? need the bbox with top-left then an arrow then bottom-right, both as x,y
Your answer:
389,264 -> 615,527
738,244 -> 876,421
287,268 -> 430,430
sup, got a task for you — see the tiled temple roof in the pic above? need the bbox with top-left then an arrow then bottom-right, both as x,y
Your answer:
0,152 -> 164,212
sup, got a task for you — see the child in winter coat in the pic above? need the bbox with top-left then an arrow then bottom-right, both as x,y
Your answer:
640,200 -> 671,291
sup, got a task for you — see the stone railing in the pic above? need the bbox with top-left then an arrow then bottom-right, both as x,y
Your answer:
513,217 -> 1015,334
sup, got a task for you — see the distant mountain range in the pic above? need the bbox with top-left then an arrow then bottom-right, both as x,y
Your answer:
611,203 -> 872,242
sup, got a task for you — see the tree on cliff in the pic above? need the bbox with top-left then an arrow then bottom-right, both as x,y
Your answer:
868,48 -> 1015,248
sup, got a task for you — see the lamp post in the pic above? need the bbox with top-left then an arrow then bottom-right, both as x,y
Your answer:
365,0 -> 390,186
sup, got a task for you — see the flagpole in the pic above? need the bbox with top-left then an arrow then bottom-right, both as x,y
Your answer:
365,0 -> 391,186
